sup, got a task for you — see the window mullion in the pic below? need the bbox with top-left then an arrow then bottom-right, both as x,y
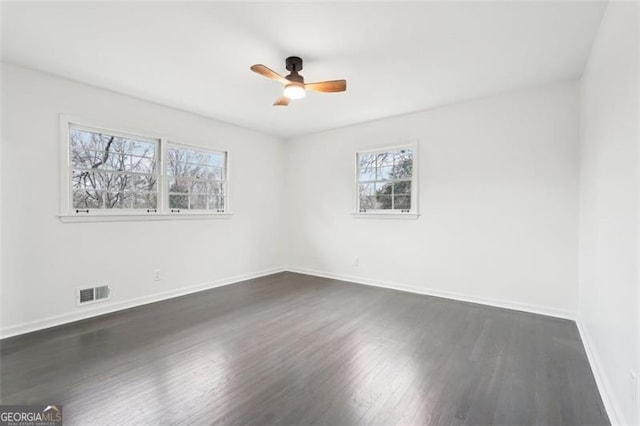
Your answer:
391,177 -> 395,210
159,138 -> 167,214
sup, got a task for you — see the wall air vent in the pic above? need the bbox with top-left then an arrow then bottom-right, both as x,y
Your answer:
76,283 -> 110,306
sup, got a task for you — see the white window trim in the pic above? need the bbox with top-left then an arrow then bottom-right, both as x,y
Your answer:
353,142 -> 419,219
350,212 -> 420,220
59,213 -> 233,223
58,115 -> 233,223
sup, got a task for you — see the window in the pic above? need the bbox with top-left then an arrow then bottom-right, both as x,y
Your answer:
62,120 -> 229,220
166,144 -> 226,212
356,145 -> 417,214
69,126 -> 159,211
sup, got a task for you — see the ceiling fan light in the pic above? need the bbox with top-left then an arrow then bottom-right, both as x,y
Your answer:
283,83 -> 306,100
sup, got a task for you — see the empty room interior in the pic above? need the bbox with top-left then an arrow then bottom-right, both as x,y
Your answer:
0,1 -> 639,425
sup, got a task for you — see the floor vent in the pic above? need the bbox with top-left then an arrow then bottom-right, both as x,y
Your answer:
77,284 -> 110,306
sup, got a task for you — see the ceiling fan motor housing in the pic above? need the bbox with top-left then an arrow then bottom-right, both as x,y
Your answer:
285,56 -> 305,83
285,56 -> 303,72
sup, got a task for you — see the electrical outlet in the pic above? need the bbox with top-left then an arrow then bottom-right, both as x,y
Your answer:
353,256 -> 359,267
154,270 -> 161,281
630,371 -> 637,402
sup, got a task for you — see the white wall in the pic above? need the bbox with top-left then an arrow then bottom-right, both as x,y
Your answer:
0,63 -> 287,337
286,82 -> 580,318
578,2 -> 639,425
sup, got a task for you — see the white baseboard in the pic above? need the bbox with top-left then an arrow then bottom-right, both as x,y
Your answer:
1,266 -> 576,337
286,266 -> 577,320
576,319 -> 625,426
0,267 -> 286,339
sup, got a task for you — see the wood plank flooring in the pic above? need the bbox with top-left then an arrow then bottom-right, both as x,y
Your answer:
1,272 -> 609,425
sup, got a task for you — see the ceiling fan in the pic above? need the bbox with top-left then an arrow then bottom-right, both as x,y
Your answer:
250,56 -> 347,106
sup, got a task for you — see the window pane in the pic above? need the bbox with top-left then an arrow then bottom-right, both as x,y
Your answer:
392,161 -> 412,179
376,195 -> 393,209
359,153 -> 376,168
169,194 -> 188,209
376,152 -> 393,167
186,150 -> 208,167
72,172 -> 109,192
393,181 -> 411,194
361,195 -> 392,210
208,153 -> 225,168
169,178 -> 189,193
359,183 -> 375,196
359,196 -> 376,210
208,195 -> 223,211
73,190 -> 103,209
130,175 -> 157,193
72,170 -> 106,190
206,166 -> 224,181
191,181 -> 208,195
394,149 -> 413,163
100,152 -> 127,171
393,149 -> 413,178
133,193 -> 157,209
209,182 -> 224,197
375,181 -> 393,195
358,154 -> 377,181
110,173 -> 129,191
377,166 -> 394,181
104,191 -> 132,209
129,156 -> 156,174
189,194 -> 208,209
394,195 -> 411,210
359,166 -> 376,182
70,128 -> 109,152
183,162 -> 207,179
167,148 -> 185,176
129,141 -> 156,158
71,149 -> 102,170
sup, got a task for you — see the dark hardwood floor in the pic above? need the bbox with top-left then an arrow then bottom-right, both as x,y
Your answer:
1,272 -> 608,425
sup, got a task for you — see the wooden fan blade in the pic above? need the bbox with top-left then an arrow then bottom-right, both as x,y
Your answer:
273,96 -> 290,106
305,79 -> 347,93
250,64 -> 288,84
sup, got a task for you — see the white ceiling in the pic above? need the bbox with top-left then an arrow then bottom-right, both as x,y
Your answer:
1,1 -> 606,139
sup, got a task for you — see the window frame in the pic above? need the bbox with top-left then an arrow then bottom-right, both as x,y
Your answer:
353,143 -> 419,219
163,141 -> 229,215
65,122 -> 161,215
59,115 -> 232,222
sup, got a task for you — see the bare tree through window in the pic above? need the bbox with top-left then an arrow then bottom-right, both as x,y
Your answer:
70,127 -> 158,210
167,145 -> 226,211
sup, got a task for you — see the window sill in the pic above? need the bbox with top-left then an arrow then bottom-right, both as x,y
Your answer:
59,213 -> 234,223
351,212 -> 420,220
